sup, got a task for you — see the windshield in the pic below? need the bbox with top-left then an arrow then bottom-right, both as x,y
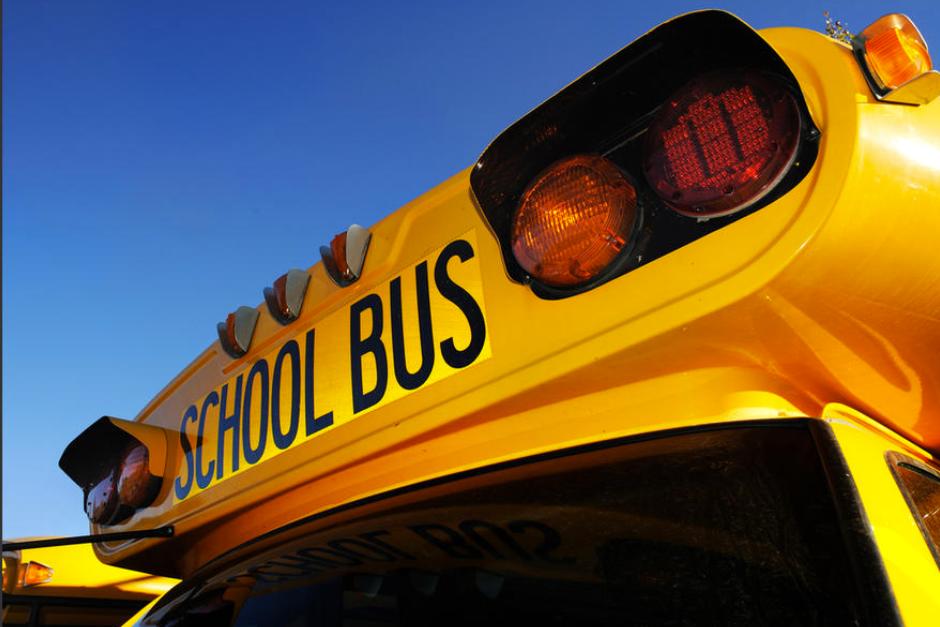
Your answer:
143,421 -> 893,626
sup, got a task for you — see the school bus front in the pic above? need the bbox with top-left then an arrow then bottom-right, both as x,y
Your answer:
56,10 -> 940,626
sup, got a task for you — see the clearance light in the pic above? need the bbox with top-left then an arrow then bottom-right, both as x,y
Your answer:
321,224 -> 372,286
511,155 -> 639,288
644,71 -> 801,218
860,14 -> 931,90
217,306 -> 260,359
264,268 -> 310,324
18,561 -> 54,588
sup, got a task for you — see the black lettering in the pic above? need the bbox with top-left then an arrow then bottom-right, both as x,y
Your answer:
272,341 -> 300,450
242,359 -> 270,465
258,557 -> 322,578
508,520 -> 573,564
297,546 -> 364,567
410,523 -> 483,559
174,405 -> 199,500
350,294 -> 388,413
195,391 -> 218,489
247,565 -> 290,584
359,530 -> 416,560
390,261 -> 435,390
434,239 -> 486,369
328,538 -> 398,562
459,519 -> 531,560
225,574 -> 257,586
216,376 -> 243,479
304,330 -> 333,436
276,554 -> 328,574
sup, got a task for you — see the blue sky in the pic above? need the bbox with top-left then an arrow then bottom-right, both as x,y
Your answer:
4,0 -> 938,539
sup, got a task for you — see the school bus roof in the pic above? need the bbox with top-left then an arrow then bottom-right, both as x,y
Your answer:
58,10 -> 940,579
2,542 -> 176,600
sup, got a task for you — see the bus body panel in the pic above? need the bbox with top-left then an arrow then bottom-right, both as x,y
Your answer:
59,20 -> 940,611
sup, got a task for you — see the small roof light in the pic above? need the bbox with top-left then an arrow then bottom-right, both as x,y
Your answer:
321,224 -> 372,286
217,306 -> 260,358
264,268 -> 309,324
854,14 -> 940,104
19,561 -> 54,588
861,14 -> 931,89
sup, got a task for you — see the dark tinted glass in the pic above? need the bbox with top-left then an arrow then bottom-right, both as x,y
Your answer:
2,603 -> 32,625
148,423 -> 886,626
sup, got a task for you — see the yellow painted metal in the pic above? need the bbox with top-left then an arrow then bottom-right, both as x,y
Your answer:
60,13 -> 940,624
174,231 -> 492,502
822,404 -> 940,625
2,543 -> 175,600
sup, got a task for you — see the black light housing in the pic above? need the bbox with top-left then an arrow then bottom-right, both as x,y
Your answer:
469,10 -> 819,299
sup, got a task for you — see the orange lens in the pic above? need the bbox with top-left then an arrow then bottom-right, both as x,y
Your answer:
221,312 -> 241,355
330,231 -> 354,281
511,155 -> 637,288
20,561 -> 54,588
271,273 -> 290,317
863,15 -> 932,89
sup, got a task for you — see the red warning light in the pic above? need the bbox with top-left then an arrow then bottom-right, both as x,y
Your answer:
644,71 -> 801,218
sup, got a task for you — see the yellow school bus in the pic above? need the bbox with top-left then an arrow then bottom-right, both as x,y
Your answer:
56,10 -> 940,626
1,543 -> 176,626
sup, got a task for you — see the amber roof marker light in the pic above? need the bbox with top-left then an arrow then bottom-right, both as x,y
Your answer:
321,224 -> 372,287
217,305 -> 260,359
853,14 -> 940,105
18,561 -> 54,588
510,155 -> 641,292
264,268 -> 310,324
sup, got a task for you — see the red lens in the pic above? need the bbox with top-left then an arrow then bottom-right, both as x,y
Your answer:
644,71 -> 801,217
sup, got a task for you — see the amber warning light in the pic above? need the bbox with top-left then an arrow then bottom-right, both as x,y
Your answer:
860,14 -> 932,90
511,155 -> 639,288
